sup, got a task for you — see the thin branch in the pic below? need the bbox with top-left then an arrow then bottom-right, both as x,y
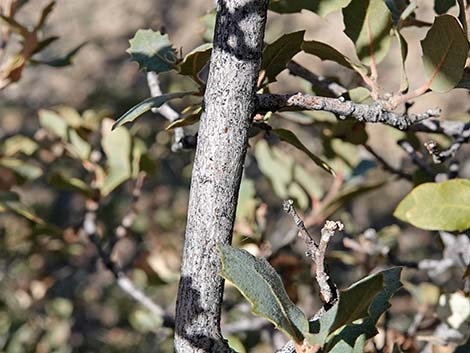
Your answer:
315,220 -> 343,307
363,144 -> 413,181
424,129 -> 470,164
279,204 -> 344,353
147,72 -> 186,152
287,61 -> 347,97
282,200 -> 318,259
286,62 -> 470,156
257,92 -> 441,130
115,171 -> 146,239
398,140 -> 434,177
412,119 -> 470,137
82,199 -> 174,328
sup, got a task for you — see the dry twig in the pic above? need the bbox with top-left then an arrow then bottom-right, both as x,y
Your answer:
81,188 -> 174,328
364,144 -> 413,181
279,201 -> 344,353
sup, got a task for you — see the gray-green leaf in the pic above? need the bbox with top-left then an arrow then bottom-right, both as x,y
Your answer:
127,29 -> 177,73
0,158 -> 42,181
343,0 -> 393,65
269,0 -> 351,17
322,268 -> 403,351
421,14 -> 469,93
35,42 -> 86,67
261,31 -> 304,83
218,244 -> 308,342
395,29 -> 409,93
101,119 -> 132,197
394,179 -> 470,231
302,40 -> 368,75
272,128 -> 335,175
178,43 -> 212,77
48,171 -> 93,197
307,270 -> 384,346
0,192 -> 45,224
112,92 -> 195,130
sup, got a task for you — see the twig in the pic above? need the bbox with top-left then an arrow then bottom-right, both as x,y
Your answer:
279,203 -> 344,353
412,119 -> 470,137
315,220 -> 343,306
82,199 -> 174,328
424,129 -> 470,164
147,72 -> 186,152
398,140 -> 434,177
287,61 -> 347,97
114,171 -> 146,239
287,62 -> 470,157
282,200 -> 318,259
364,144 -> 413,181
257,92 -> 440,130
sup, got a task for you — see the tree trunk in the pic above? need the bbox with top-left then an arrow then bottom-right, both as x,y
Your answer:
174,1 -> 268,352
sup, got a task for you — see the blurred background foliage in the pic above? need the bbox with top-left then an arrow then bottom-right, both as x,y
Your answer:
0,0 -> 469,353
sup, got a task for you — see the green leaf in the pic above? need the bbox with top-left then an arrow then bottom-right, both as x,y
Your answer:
394,179 -> 470,231
112,92 -> 195,130
307,270 -> 384,346
254,141 -> 323,209
165,106 -> 202,130
0,192 -> 45,224
218,244 -> 308,342
48,171 -> 92,197
129,309 -> 163,332
2,135 -> 38,156
68,129 -> 90,160
199,11 -> 216,42
261,31 -> 305,83
322,268 -> 403,351
329,334 -> 366,353
434,0 -> 456,14
35,42 -> 87,67
31,36 -> 59,56
127,29 -> 177,73
39,109 -> 69,139
302,40 -> 368,75
272,128 -> 335,175
0,158 -> 42,181
131,138 -> 147,179
395,29 -> 409,93
101,119 -> 132,196
178,43 -> 212,76
321,180 -> 387,219
343,0 -> 393,65
269,0 -> 352,17
347,87 -> 372,104
421,15 -> 469,93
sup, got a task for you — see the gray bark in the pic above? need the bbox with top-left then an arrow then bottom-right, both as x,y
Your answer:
174,1 -> 268,353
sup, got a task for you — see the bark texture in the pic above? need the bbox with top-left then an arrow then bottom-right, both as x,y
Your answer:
174,1 -> 268,352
